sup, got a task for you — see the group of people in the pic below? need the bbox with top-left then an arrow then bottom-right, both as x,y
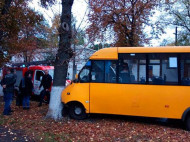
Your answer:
1,69 -> 52,115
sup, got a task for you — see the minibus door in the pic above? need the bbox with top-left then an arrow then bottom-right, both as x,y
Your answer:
78,63 -> 91,112
89,60 -> 128,115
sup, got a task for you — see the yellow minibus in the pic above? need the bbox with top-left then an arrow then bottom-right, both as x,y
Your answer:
61,46 -> 190,130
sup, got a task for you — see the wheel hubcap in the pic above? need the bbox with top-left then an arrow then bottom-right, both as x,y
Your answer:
75,107 -> 82,115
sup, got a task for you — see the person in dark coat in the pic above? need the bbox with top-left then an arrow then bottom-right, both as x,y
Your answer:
11,69 -> 17,103
38,70 -> 52,107
20,71 -> 33,110
11,69 -> 17,81
1,69 -> 16,115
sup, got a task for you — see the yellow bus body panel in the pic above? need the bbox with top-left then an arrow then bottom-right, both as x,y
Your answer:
90,83 -> 190,119
62,83 -> 190,119
61,83 -> 90,113
118,46 -> 190,53
89,46 -> 190,60
90,47 -> 118,60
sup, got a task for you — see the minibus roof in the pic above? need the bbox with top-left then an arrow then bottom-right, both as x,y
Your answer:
89,46 -> 190,60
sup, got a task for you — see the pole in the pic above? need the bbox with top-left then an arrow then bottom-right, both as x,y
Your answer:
72,44 -> 76,80
175,27 -> 178,46
72,25 -> 76,80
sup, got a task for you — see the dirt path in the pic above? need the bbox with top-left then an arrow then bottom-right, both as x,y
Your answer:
0,126 -> 35,142
0,97 -> 35,142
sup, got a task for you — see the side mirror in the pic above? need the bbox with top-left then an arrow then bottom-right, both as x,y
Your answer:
75,74 -> 78,80
73,74 -> 79,83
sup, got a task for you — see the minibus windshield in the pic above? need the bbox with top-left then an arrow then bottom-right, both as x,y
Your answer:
78,61 -> 91,83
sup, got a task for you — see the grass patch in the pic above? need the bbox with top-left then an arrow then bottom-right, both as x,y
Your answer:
43,132 -> 56,142
0,115 -> 8,125
37,132 -> 71,142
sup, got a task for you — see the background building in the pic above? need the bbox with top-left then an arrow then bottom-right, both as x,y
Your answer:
11,46 -> 95,80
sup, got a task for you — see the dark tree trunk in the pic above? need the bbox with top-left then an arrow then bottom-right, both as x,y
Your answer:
46,0 -> 74,120
53,0 -> 74,86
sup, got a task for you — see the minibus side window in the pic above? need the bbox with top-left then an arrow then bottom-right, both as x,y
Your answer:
105,61 -> 117,83
148,53 -> 178,85
79,61 -> 91,83
79,66 -> 90,83
91,61 -> 104,83
118,54 -> 146,84
181,53 -> 190,85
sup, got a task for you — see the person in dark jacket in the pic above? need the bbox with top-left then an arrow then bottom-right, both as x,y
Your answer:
20,71 -> 33,110
1,69 -> 16,115
11,69 -> 17,81
38,70 -> 52,107
11,69 -> 17,102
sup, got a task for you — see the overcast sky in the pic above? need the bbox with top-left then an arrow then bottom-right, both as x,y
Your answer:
29,0 -> 88,28
29,0 -> 175,47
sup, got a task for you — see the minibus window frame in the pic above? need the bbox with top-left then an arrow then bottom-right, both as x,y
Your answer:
78,53 -> 190,86
104,60 -> 118,83
90,60 -> 119,84
118,53 -> 147,84
146,54 -> 149,84
180,53 -> 190,86
90,60 -> 105,83
118,53 -> 181,85
148,53 -> 179,85
178,54 -> 181,85
78,63 -> 91,83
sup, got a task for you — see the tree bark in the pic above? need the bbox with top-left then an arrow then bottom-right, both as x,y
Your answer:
53,0 -> 73,86
46,0 -> 74,120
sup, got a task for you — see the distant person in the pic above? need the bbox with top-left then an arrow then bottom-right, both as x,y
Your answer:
38,70 -> 52,107
11,69 -> 17,100
19,71 -> 33,110
120,63 -> 129,73
11,69 -> 17,81
1,69 -> 16,115
119,63 -> 131,83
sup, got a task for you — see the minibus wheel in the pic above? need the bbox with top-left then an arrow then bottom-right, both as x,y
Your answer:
69,103 -> 87,120
185,115 -> 190,131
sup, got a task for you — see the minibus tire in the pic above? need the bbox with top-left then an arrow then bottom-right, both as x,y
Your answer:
185,115 -> 190,131
62,106 -> 68,116
69,103 -> 87,120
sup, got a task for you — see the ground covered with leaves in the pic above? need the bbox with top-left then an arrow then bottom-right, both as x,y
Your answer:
0,97 -> 190,142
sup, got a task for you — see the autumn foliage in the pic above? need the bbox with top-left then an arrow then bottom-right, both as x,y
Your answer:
87,0 -> 160,47
0,0 -> 47,65
1,99 -> 190,141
